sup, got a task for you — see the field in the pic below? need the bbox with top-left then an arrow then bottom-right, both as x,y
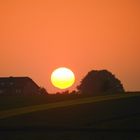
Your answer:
0,92 -> 140,140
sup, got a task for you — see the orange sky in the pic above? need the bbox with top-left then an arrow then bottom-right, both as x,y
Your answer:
0,0 -> 140,93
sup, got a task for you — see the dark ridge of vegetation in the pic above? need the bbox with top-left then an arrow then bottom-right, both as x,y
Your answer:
0,92 -> 139,111
0,93 -> 109,111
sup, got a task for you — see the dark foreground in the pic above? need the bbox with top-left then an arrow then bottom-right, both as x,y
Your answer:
0,93 -> 140,140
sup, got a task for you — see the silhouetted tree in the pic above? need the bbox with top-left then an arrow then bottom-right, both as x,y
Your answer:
77,70 -> 124,95
55,90 -> 69,95
61,90 -> 69,94
70,90 -> 77,95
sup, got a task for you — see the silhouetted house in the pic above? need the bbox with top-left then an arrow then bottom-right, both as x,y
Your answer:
0,77 -> 41,96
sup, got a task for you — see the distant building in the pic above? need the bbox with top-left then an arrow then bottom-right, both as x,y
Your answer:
0,77 -> 41,95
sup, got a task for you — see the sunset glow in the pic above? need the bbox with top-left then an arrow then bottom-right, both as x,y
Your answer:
0,0 -> 140,93
51,67 -> 75,89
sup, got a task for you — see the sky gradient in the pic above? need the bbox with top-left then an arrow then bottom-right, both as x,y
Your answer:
0,0 -> 140,93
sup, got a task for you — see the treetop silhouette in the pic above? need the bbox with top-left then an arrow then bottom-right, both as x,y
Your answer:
77,70 -> 125,95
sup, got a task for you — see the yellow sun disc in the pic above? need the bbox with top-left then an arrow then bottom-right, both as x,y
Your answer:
51,67 -> 75,89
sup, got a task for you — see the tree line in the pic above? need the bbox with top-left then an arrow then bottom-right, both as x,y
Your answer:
50,69 -> 125,96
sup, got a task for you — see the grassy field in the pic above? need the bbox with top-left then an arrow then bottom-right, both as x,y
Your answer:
0,94 -> 81,110
0,92 -> 140,140
0,92 -> 139,110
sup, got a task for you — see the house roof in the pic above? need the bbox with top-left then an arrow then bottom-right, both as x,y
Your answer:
0,77 -> 40,88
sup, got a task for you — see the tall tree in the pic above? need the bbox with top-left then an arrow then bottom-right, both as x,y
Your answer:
77,70 -> 124,95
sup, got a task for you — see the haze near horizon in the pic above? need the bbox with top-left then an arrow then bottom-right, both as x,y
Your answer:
0,0 -> 140,93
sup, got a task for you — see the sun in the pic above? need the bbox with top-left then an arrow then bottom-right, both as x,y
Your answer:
51,67 -> 75,89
